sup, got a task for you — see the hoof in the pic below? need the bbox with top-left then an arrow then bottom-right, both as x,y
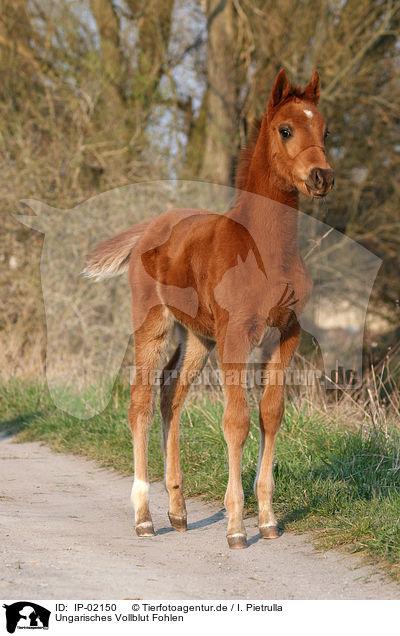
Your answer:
259,524 -> 280,539
227,533 -> 247,549
135,521 -> 155,537
168,512 -> 187,532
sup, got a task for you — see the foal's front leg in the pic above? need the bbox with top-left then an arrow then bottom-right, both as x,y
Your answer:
221,373 -> 251,549
256,322 -> 301,538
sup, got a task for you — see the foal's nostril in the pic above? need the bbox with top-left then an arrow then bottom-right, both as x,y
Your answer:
316,168 -> 323,188
308,167 -> 334,192
310,168 -> 323,189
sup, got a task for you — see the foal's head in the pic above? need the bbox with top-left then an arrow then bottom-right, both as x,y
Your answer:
266,69 -> 334,198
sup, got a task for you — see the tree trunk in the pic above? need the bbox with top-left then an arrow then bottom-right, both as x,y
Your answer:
127,0 -> 174,113
200,0 -> 239,185
90,0 -> 123,109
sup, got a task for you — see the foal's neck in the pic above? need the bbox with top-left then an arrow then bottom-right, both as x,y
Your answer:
228,130 -> 300,255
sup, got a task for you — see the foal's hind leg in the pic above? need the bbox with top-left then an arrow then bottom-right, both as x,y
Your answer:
160,327 -> 214,531
255,322 -> 301,539
130,307 -> 172,537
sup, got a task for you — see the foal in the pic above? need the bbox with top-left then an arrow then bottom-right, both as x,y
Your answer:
86,69 -> 334,549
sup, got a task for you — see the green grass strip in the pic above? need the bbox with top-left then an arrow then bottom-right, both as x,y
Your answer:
1,378 -> 400,580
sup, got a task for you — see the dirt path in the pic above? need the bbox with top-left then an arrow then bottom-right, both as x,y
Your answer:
1,437 -> 399,600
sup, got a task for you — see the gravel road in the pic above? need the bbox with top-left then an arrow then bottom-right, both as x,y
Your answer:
1,437 -> 399,600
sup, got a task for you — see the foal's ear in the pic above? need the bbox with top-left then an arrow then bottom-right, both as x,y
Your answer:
304,70 -> 320,104
269,69 -> 290,109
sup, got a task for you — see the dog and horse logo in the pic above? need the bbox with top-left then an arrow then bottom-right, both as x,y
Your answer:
3,602 -> 51,633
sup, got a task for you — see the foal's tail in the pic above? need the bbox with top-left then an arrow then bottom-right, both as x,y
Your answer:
83,220 -> 150,282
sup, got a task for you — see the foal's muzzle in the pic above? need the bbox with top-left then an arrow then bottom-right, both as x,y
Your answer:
306,167 -> 335,197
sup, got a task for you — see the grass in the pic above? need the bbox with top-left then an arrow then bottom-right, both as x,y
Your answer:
1,377 -> 400,581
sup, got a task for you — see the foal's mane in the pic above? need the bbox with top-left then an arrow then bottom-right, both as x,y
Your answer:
235,83 -> 312,193
235,118 -> 262,192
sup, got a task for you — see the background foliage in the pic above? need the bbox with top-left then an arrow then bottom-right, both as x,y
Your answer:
1,0 -> 399,377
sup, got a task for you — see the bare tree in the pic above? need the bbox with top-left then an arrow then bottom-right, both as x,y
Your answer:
200,0 -> 241,184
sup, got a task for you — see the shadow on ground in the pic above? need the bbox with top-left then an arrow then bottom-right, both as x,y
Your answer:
0,412 -> 42,439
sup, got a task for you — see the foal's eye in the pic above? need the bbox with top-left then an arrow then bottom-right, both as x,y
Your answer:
324,129 -> 330,140
279,127 -> 291,139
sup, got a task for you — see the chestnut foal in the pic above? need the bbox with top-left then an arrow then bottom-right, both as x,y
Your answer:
86,69 -> 334,549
